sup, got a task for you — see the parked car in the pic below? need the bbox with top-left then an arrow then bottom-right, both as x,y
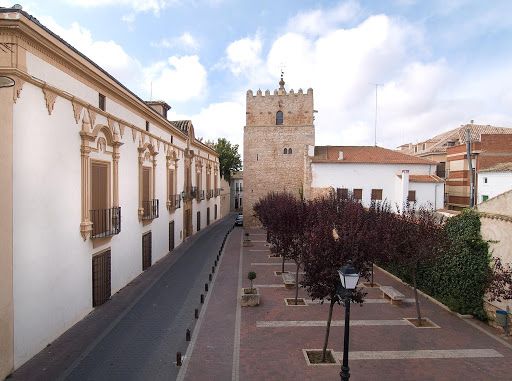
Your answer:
235,214 -> 243,226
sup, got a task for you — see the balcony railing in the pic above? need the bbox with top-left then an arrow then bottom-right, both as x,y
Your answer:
206,189 -> 214,199
191,186 -> 198,199
142,199 -> 159,220
200,190 -> 205,200
214,188 -> 222,197
168,194 -> 181,210
90,207 -> 121,238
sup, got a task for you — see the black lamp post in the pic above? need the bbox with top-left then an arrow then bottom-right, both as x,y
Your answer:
337,261 -> 360,381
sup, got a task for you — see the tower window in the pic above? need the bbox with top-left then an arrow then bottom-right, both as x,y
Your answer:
276,110 -> 283,125
145,121 -> 149,132
283,148 -> 288,154
288,148 -> 292,154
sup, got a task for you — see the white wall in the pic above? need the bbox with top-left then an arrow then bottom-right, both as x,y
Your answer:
11,50 -> 219,368
311,163 -> 442,209
477,172 -> 512,204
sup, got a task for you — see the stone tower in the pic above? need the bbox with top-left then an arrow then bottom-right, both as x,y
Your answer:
243,75 -> 315,227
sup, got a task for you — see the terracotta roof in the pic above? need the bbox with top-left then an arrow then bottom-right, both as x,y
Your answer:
397,174 -> 444,183
170,120 -> 192,134
479,162 -> 512,172
313,146 -> 435,165
231,171 -> 243,179
399,124 -> 512,155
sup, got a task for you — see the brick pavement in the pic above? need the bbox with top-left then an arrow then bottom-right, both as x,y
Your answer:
224,228 -> 512,381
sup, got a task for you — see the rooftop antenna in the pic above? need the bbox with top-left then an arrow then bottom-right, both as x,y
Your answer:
373,83 -> 382,146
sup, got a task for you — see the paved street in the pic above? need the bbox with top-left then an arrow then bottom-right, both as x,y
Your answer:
9,222 -> 512,381
9,215 -> 236,381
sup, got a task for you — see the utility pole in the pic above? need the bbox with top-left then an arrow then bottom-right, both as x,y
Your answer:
373,84 -> 382,146
466,128 -> 475,207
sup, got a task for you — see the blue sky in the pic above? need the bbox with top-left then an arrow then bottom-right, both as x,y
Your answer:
4,0 -> 512,151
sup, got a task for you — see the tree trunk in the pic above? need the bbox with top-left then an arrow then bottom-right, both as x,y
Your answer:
294,262 -> 300,304
412,268 -> 422,326
322,298 -> 336,362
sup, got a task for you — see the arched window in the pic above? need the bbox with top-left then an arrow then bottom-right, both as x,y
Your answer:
288,148 -> 292,154
283,148 -> 288,154
276,110 -> 283,125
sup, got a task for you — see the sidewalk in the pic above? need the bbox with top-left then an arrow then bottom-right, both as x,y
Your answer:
8,216 -> 235,381
184,226 -> 512,381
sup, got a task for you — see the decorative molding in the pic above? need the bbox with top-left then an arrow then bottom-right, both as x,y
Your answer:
156,140 -> 160,152
88,108 -> 97,128
118,123 -> 126,138
71,100 -> 83,124
42,87 -> 57,115
12,78 -> 24,103
131,127 -> 137,143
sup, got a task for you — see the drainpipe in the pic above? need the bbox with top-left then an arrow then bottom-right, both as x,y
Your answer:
466,129 -> 474,207
401,169 -> 409,207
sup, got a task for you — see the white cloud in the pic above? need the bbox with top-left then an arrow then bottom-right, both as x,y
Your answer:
144,55 -> 207,102
169,99 -> 245,149
39,16 -> 143,90
62,0 -> 178,14
224,35 -> 263,76
151,32 -> 199,51
286,1 -> 361,36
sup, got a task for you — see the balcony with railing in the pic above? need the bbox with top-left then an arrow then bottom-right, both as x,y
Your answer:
190,186 -> 198,200
214,188 -> 222,197
142,199 -> 159,220
168,194 -> 181,210
200,190 -> 205,200
206,189 -> 214,199
90,207 -> 121,238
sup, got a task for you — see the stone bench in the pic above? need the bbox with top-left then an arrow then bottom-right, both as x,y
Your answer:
282,272 -> 296,289
380,286 -> 405,305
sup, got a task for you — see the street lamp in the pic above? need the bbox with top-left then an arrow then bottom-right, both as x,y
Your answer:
0,76 -> 15,88
337,261 -> 360,381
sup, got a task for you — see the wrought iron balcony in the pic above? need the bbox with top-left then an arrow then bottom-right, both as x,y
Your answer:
142,199 -> 159,220
90,207 -> 121,238
191,186 -> 198,199
168,195 -> 181,210
206,189 -> 214,199
200,190 -> 205,200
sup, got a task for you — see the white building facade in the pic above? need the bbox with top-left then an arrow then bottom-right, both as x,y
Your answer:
477,163 -> 512,204
310,146 -> 444,210
0,8 -> 221,376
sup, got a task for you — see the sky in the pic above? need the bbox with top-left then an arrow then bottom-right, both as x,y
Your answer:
3,0 -> 512,154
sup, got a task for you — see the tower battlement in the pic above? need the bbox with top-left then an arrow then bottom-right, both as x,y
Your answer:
246,88 -> 313,97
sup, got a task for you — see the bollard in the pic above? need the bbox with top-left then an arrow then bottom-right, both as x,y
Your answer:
195,308 -> 199,319
205,283 -> 208,292
212,266 -> 215,274
200,294 -> 204,304
186,328 -> 191,341
177,352 -> 182,366
209,273 -> 212,281
215,259 -> 217,266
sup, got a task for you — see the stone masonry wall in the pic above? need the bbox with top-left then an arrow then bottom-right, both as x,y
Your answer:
243,88 -> 315,227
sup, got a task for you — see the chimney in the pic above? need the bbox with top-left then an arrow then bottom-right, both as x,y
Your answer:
145,101 -> 171,119
338,151 -> 344,160
401,170 -> 409,205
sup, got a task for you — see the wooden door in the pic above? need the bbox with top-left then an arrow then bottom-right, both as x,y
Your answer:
91,162 -> 109,236
143,167 -> 151,201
